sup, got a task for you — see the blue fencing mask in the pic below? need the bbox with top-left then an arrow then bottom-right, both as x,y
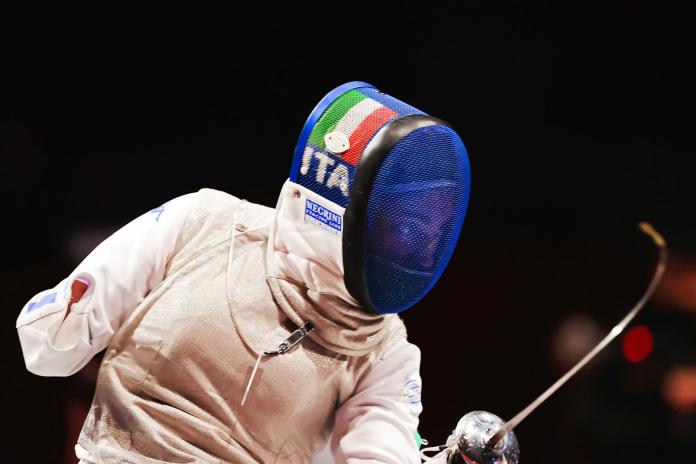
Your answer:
289,81 -> 471,314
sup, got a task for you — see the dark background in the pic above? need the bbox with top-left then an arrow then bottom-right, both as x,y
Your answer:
3,4 -> 694,462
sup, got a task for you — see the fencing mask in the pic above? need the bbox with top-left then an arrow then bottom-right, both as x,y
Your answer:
289,81 -> 471,314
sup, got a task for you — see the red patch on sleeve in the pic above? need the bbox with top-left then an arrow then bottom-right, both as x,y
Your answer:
71,279 -> 89,304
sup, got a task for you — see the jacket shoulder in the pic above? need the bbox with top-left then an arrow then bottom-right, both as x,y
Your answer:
378,314 -> 409,360
167,189 -> 275,273
197,188 -> 275,228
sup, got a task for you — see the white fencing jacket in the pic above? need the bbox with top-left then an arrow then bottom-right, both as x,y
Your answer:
16,182 -> 423,463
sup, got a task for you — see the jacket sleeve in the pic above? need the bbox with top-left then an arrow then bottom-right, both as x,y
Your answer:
16,193 -> 196,377
331,338 -> 423,464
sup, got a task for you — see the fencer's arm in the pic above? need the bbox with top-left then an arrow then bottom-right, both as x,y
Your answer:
331,339 -> 423,464
16,193 -> 196,377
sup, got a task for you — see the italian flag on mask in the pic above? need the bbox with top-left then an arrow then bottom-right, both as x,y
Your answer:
308,89 -> 397,166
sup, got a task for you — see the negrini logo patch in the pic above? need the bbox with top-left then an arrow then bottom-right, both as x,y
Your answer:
305,198 -> 342,236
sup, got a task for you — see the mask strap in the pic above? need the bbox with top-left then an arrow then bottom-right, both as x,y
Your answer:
240,321 -> 314,407
264,321 -> 314,356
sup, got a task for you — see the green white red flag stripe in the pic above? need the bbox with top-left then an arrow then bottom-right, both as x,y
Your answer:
308,90 -> 367,149
341,106 -> 397,166
307,89 -> 398,166
334,98 -> 383,138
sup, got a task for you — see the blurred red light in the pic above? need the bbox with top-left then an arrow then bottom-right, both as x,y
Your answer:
621,325 -> 654,363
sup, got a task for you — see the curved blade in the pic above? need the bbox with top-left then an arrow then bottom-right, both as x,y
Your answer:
488,222 -> 668,447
